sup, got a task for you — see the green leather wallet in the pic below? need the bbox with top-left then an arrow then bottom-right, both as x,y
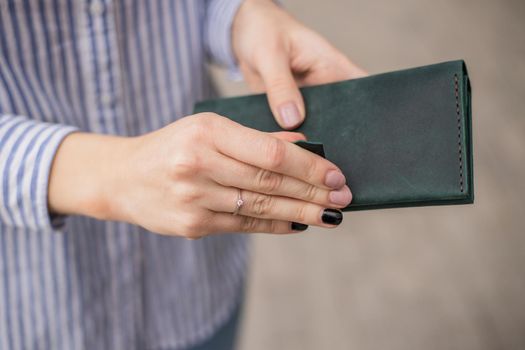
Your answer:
194,60 -> 474,211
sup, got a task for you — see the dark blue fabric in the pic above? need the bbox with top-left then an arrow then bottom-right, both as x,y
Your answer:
187,297 -> 243,350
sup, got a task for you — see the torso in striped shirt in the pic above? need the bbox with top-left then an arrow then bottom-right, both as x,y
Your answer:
0,1 -> 248,349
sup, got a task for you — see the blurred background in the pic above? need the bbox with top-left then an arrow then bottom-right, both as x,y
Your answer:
211,0 -> 525,349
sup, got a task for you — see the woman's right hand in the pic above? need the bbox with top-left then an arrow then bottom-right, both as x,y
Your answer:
48,113 -> 352,238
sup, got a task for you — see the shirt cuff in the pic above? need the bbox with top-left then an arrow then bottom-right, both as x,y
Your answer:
204,0 -> 246,71
0,115 -> 78,233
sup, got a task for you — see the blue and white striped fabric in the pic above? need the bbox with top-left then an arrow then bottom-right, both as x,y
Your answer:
0,1 -> 249,349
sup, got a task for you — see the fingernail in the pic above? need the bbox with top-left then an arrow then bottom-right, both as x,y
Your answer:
278,102 -> 302,129
329,186 -> 352,206
325,170 -> 346,189
322,209 -> 343,225
291,222 -> 309,231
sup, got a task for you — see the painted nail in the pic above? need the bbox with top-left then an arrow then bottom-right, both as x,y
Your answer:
322,209 -> 343,225
278,102 -> 301,128
329,186 -> 352,206
325,170 -> 346,189
291,222 -> 309,231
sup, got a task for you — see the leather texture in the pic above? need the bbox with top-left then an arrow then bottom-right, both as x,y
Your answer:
194,60 -> 474,211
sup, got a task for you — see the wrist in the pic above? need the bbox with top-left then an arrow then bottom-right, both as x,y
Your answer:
48,132 -> 134,222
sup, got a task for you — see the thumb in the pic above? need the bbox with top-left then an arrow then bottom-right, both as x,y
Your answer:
259,53 -> 305,130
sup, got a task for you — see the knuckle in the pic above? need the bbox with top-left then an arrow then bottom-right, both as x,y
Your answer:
255,168 -> 283,193
304,156 -> 318,182
303,183 -> 319,202
195,112 -> 230,129
264,138 -> 286,169
180,214 -> 205,239
251,193 -> 274,216
170,153 -> 202,179
176,184 -> 202,205
268,220 -> 279,233
185,116 -> 208,138
240,216 -> 259,232
266,76 -> 294,93
295,205 -> 308,224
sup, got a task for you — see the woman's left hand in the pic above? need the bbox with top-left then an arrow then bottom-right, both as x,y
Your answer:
232,0 -> 367,129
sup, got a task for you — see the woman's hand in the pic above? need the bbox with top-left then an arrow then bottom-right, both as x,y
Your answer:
232,0 -> 367,129
48,113 -> 352,238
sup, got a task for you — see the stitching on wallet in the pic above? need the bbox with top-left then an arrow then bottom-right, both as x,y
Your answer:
454,74 -> 464,193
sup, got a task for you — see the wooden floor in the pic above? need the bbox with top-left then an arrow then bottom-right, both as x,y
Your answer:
212,0 -> 525,349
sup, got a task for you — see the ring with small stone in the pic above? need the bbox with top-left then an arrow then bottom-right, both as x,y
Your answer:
232,189 -> 244,216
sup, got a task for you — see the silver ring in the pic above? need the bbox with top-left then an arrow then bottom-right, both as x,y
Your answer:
232,189 -> 244,216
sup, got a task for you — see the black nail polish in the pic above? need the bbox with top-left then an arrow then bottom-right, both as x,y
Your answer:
291,222 -> 309,231
322,209 -> 343,225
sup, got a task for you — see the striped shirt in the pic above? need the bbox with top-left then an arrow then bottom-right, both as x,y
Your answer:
0,1 -> 248,349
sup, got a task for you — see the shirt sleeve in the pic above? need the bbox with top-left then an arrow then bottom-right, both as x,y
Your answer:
203,0 -> 246,70
0,114 -> 78,233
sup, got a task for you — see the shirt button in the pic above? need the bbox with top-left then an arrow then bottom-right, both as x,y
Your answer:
90,1 -> 105,16
101,94 -> 112,106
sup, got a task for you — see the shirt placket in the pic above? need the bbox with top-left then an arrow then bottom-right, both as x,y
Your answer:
85,0 -> 124,134
83,1 -> 140,348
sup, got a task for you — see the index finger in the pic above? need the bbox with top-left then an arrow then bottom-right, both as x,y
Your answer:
213,116 -> 347,190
